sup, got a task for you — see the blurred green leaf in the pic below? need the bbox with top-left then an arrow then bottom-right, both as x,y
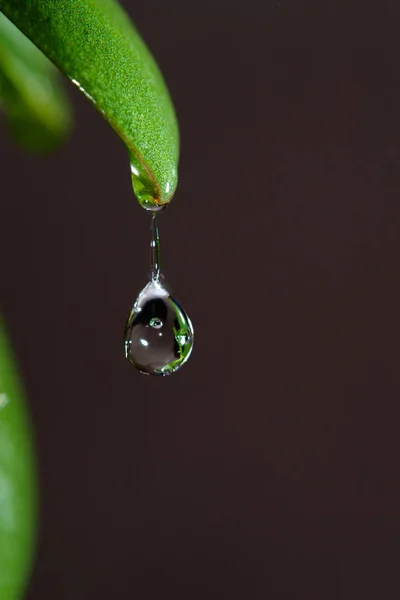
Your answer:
0,321 -> 37,600
0,12 -> 71,152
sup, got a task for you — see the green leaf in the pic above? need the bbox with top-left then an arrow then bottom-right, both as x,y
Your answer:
0,0 -> 180,208
0,321 -> 37,600
0,12 -> 71,152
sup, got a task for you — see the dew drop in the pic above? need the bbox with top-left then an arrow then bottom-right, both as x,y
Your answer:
124,213 -> 194,376
124,280 -> 194,376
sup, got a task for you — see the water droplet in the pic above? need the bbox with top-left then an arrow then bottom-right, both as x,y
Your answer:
130,154 -> 173,211
124,213 -> 193,375
124,280 -> 194,376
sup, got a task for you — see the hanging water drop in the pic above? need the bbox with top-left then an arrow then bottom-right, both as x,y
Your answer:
124,214 -> 194,376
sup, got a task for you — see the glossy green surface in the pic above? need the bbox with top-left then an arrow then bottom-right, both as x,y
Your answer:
0,321 -> 37,600
0,13 -> 71,151
0,0 -> 179,208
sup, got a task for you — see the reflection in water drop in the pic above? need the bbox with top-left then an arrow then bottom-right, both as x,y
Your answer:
124,280 -> 194,376
149,317 -> 163,329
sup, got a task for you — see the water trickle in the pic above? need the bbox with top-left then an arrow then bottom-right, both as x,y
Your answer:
124,214 -> 194,376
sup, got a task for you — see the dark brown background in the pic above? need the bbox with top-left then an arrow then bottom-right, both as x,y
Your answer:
1,1 -> 400,598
